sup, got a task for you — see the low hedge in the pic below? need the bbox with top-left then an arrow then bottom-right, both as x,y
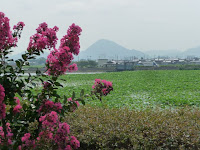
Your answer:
65,106 -> 200,150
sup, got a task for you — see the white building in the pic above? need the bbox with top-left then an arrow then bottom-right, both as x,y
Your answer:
97,59 -> 108,67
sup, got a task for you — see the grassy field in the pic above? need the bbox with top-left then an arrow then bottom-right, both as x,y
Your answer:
42,70 -> 200,109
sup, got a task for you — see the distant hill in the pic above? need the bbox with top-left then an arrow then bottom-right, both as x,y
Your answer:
145,50 -> 182,58
145,47 -> 200,58
182,46 -> 200,57
76,39 -> 145,60
10,41 -> 200,60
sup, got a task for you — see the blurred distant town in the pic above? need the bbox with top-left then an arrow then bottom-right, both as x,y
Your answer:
9,39 -> 200,72
7,55 -> 200,73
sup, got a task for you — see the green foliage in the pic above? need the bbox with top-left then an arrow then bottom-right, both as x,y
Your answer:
66,106 -> 200,149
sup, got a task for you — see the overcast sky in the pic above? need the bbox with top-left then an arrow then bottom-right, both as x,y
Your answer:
1,0 -> 200,54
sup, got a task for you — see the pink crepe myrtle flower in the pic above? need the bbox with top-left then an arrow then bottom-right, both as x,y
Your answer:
92,79 -> 113,96
0,84 -> 6,119
54,122 -> 70,145
46,23 -> 82,76
13,21 -> 25,30
21,133 -> 35,149
0,126 -> 3,144
0,12 -> 18,52
0,123 -> 13,145
39,111 -> 59,130
37,130 -> 53,142
65,145 -> 72,150
67,97 -> 80,112
46,47 -> 74,76
68,63 -> 78,72
42,81 -> 52,89
13,97 -> 22,114
13,105 -> 22,114
38,100 -> 62,114
0,84 -> 5,103
27,22 -> 58,52
59,23 -> 82,55
53,26 -> 59,32
70,136 -> 80,149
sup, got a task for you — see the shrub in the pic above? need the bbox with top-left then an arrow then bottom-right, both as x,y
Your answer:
66,106 -> 200,149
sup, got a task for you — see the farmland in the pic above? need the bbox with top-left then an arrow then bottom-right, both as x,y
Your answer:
30,70 -> 200,149
51,70 -> 200,109
61,70 -> 200,149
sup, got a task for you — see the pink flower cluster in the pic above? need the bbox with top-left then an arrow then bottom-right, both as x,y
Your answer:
19,133 -> 35,149
38,100 -> 62,114
0,123 -> 13,145
59,23 -> 82,55
37,111 -> 59,144
42,81 -> 52,89
70,136 -> 80,149
13,97 -> 22,114
92,79 -> 113,96
37,111 -> 80,149
0,12 -> 17,52
27,22 -> 58,53
46,47 -> 74,76
13,21 -> 25,30
39,111 -> 59,129
67,97 -> 80,112
13,21 -> 25,39
0,84 -> 6,119
46,23 -> 82,76
68,63 -> 78,72
54,122 -> 70,146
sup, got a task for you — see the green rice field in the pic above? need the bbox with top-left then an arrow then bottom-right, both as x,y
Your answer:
50,70 -> 200,109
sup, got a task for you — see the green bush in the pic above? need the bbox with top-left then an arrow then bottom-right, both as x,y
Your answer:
66,106 -> 200,149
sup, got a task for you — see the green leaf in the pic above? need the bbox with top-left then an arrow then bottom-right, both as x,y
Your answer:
77,98 -> 85,105
22,104 -> 28,110
55,82 -> 63,87
52,76 -> 57,81
63,95 -> 67,104
22,54 -> 27,61
72,91 -> 75,99
80,89 -> 84,97
36,69 -> 41,75
39,78 -> 44,83
7,59 -> 14,61
15,60 -> 21,68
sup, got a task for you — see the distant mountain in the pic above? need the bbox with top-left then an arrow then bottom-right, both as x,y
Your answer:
182,46 -> 200,57
76,39 -> 145,60
145,50 -> 182,58
145,47 -> 200,58
11,41 -> 200,60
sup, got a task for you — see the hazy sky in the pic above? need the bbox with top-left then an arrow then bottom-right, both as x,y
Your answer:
1,0 -> 200,54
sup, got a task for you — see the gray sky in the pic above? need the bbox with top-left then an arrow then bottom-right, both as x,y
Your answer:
1,0 -> 200,54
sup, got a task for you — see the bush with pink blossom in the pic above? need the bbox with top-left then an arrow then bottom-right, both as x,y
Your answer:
92,79 -> 113,101
0,12 -> 113,150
